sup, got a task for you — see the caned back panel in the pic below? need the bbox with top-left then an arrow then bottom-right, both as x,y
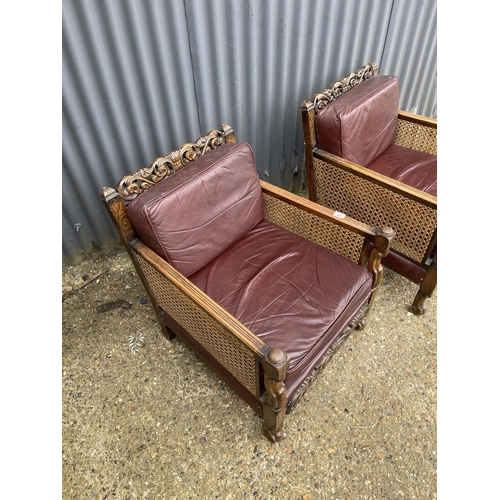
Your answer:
135,253 -> 259,397
394,118 -> 437,155
263,192 -> 365,264
313,159 -> 437,263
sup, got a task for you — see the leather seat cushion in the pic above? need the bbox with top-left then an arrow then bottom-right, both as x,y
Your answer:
189,219 -> 373,400
367,144 -> 437,196
315,75 -> 399,166
126,142 -> 265,277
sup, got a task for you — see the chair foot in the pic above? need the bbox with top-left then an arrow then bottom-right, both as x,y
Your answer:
162,324 -> 176,340
409,257 -> 437,315
409,291 -> 428,315
263,407 -> 286,442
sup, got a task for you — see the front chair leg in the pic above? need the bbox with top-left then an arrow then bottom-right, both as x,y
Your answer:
410,256 -> 437,315
366,226 -> 395,313
261,347 -> 290,442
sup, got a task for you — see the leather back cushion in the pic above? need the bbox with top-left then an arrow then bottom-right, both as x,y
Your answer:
126,142 -> 265,276
315,75 -> 399,166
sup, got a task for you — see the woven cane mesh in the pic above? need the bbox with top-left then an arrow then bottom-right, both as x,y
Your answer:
263,192 -> 365,264
394,118 -> 437,155
313,159 -> 437,263
135,253 -> 259,397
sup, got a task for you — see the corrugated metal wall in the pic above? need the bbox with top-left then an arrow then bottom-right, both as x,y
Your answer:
62,0 -> 437,261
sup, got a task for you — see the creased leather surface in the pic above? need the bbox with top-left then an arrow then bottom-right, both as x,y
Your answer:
367,144 -> 437,196
127,142 -> 265,277
316,75 -> 399,166
190,219 -> 372,399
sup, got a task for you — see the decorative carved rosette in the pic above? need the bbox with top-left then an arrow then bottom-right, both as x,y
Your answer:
262,347 -> 289,409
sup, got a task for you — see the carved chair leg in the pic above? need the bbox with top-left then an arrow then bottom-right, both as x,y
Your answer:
410,258 -> 437,315
261,348 -> 290,442
136,281 -> 177,341
262,379 -> 287,442
162,323 -> 176,341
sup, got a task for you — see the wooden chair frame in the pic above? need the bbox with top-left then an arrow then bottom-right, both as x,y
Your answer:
301,62 -> 437,315
101,125 -> 394,441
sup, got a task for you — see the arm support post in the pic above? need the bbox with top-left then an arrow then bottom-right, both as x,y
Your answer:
261,347 -> 290,442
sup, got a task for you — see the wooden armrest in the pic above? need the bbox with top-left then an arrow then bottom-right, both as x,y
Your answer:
312,149 -> 437,208
395,111 -> 437,155
398,110 -> 437,129
131,239 -> 267,359
261,180 -> 381,238
260,180 -> 394,275
130,238 -> 292,403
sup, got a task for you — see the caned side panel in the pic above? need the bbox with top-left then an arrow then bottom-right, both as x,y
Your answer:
135,253 -> 259,397
394,119 -> 437,155
313,159 -> 437,263
263,192 -> 365,264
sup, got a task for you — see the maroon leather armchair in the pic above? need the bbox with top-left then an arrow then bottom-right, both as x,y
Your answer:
101,125 -> 394,441
302,62 -> 437,315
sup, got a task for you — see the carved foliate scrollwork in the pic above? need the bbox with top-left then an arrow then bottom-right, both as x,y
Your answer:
261,346 -> 289,441
263,373 -> 287,409
107,195 -> 136,241
311,62 -> 378,111
368,226 -> 395,290
263,371 -> 287,442
116,128 -> 229,201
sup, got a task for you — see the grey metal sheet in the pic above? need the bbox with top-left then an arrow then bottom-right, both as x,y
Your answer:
381,0 -> 437,117
62,0 -> 436,260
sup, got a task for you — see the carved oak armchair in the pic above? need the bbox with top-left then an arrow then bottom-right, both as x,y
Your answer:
101,125 -> 394,441
302,62 -> 437,315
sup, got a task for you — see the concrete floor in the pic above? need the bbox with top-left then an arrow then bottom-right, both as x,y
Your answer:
62,249 -> 437,499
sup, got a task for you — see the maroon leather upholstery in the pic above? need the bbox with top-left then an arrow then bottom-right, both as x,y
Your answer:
315,75 -> 437,196
315,75 -> 399,166
126,142 -> 265,276
367,144 -> 437,196
190,219 -> 373,400
128,139 -> 373,401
